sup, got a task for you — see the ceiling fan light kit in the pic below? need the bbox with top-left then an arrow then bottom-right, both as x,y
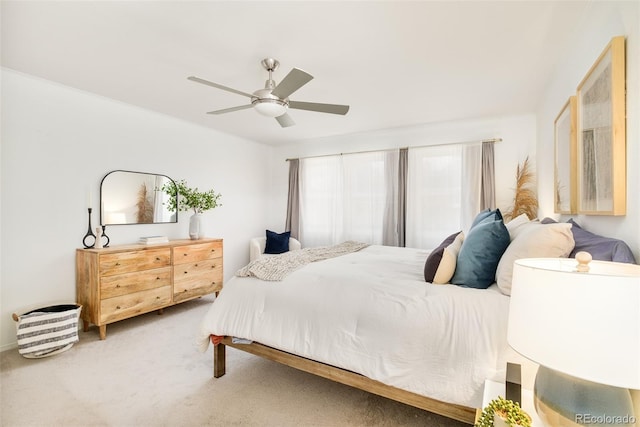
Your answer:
188,58 -> 349,127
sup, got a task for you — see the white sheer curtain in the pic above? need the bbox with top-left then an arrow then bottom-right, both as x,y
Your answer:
405,143 -> 481,249
299,150 -> 399,247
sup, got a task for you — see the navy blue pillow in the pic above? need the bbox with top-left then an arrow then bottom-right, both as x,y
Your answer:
568,219 -> 636,263
451,216 -> 510,289
264,230 -> 291,254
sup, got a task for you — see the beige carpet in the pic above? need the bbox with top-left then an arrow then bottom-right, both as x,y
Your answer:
1,295 -> 469,427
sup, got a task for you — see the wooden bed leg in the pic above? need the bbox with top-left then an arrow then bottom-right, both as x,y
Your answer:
214,343 -> 226,378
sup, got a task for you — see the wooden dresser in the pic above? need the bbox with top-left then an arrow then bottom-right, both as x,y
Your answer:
76,238 -> 222,339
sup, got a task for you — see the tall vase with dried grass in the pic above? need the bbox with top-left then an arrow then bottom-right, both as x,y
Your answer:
504,156 -> 538,222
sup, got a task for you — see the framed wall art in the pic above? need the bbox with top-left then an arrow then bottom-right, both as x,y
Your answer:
576,35 -> 626,215
554,96 -> 576,214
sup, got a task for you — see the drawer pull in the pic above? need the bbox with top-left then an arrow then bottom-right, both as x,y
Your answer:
183,289 -> 187,292
156,276 -> 160,280
211,249 -> 216,253
211,264 -> 215,268
116,284 -> 121,288
156,296 -> 160,299
211,281 -> 216,285
184,271 -> 188,274
183,254 -> 188,257
195,264 -> 198,267
156,257 -> 160,261
115,262 -> 121,266
116,305 -> 121,310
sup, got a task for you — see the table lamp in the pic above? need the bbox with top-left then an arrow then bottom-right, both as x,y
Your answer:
507,253 -> 639,426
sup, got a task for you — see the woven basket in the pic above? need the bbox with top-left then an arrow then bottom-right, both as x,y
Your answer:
12,304 -> 82,358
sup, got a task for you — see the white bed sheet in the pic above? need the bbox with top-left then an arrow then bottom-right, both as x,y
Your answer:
197,245 -> 510,408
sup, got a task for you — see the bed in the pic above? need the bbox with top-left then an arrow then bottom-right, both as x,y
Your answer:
196,214 -> 637,424
197,244 -> 511,423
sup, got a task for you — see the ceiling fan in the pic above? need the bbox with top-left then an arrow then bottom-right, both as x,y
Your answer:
188,58 -> 350,128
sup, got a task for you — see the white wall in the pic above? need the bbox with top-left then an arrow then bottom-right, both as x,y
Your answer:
536,0 -> 640,260
268,114 -> 537,232
0,70 -> 272,350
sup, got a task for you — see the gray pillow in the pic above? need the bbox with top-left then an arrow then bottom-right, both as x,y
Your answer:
568,219 -> 636,264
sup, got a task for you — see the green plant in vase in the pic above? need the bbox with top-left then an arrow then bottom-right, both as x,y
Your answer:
163,179 -> 222,240
476,396 -> 532,427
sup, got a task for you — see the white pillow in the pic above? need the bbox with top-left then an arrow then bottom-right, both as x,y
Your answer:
496,223 -> 575,295
433,232 -> 464,284
504,213 -> 530,241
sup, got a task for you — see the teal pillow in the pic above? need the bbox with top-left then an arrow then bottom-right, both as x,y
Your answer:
470,208 -> 503,229
451,217 -> 510,289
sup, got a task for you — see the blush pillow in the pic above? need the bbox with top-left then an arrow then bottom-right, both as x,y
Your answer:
264,230 -> 291,254
451,216 -> 510,289
424,232 -> 461,282
495,223 -> 575,295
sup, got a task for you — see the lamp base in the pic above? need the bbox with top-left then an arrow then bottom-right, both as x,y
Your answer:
534,366 -> 635,426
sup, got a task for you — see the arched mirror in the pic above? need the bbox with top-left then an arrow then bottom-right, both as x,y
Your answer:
100,170 -> 177,225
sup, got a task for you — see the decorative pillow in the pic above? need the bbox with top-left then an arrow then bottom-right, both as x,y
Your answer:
264,230 -> 291,254
505,213 -> 530,241
451,216 -> 510,289
568,219 -> 636,263
424,232 -> 460,282
495,223 -> 575,295
470,208 -> 502,229
433,232 -> 465,284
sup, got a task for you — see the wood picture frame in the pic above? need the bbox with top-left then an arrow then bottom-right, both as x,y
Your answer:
554,96 -> 577,214
576,36 -> 626,215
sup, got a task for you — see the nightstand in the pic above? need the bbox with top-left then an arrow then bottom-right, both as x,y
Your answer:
476,379 -> 544,426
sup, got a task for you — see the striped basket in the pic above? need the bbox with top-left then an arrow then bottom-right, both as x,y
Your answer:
12,304 -> 82,358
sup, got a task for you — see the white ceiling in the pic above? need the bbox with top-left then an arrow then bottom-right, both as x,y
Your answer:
1,1 -> 589,146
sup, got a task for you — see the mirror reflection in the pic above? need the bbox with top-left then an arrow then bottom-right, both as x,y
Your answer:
100,170 -> 177,225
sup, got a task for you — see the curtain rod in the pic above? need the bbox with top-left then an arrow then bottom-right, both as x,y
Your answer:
285,138 -> 502,162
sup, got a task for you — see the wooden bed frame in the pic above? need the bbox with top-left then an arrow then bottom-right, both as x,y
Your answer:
213,336 -> 476,425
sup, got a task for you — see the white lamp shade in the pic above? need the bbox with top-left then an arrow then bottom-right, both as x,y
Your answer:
508,258 -> 640,390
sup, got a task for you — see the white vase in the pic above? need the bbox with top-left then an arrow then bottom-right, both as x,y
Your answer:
189,213 -> 202,240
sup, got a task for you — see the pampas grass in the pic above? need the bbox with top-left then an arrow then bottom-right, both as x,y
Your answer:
504,156 -> 538,221
136,183 -> 154,223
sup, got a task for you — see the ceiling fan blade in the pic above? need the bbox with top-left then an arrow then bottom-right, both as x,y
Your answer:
271,68 -> 313,99
188,76 -> 253,98
206,104 -> 253,115
289,101 -> 350,115
275,113 -> 295,128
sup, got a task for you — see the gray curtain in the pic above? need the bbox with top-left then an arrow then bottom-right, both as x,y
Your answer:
397,148 -> 408,247
285,159 -> 300,239
480,141 -> 496,210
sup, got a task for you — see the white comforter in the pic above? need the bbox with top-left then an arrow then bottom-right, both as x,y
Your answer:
197,245 -> 510,408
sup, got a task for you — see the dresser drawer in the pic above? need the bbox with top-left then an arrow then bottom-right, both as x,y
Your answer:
100,286 -> 172,324
173,241 -> 222,265
100,267 -> 172,299
174,259 -> 223,303
100,248 -> 171,276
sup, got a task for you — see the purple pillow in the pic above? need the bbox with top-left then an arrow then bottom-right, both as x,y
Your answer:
424,232 -> 461,282
568,219 -> 636,264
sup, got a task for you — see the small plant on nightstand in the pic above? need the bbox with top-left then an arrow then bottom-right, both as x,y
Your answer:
476,396 -> 532,427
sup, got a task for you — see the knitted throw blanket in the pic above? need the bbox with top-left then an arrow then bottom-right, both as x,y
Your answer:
236,241 -> 370,281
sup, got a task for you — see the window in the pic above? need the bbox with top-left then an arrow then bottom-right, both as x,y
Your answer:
406,144 -> 481,249
299,151 -> 399,247
296,143 -> 483,250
